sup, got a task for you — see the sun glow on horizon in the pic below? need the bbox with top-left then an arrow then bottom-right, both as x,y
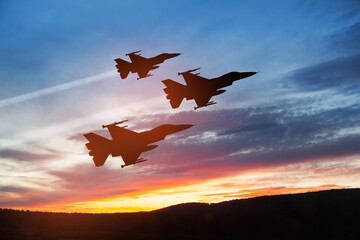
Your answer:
7,156 -> 359,213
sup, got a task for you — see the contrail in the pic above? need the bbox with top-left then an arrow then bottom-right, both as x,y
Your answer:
0,71 -> 117,108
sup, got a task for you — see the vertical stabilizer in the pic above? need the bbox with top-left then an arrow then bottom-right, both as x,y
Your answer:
162,79 -> 187,109
83,133 -> 112,167
114,58 -> 132,79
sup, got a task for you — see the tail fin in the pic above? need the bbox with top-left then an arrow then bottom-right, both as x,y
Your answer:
162,79 -> 186,109
83,133 -> 111,167
114,58 -> 131,79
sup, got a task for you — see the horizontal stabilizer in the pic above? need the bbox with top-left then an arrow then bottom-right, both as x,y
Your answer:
84,133 -> 111,167
162,79 -> 186,109
114,58 -> 131,79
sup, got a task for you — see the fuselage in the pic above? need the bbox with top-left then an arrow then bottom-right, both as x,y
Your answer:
130,53 -> 181,74
185,71 -> 256,100
107,124 -> 192,157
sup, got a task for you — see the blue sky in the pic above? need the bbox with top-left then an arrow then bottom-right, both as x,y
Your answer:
0,0 -> 359,212
2,0 -> 357,96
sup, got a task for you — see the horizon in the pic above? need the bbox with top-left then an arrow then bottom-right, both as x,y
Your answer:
2,188 -> 357,214
1,0 -> 360,213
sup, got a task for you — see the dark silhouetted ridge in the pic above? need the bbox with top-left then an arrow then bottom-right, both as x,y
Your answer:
1,188 -> 360,240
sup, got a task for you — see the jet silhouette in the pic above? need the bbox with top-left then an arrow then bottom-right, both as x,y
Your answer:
84,120 -> 193,168
162,68 -> 257,110
114,51 -> 181,80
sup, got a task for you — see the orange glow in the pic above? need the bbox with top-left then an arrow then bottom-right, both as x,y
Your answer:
7,157 -> 359,213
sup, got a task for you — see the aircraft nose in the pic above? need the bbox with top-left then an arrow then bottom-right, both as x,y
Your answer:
167,53 -> 181,58
177,124 -> 193,131
231,71 -> 258,80
247,72 -> 258,77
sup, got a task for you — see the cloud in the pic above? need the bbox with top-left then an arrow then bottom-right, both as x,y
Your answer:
128,102 -> 360,175
0,163 -> 207,208
338,7 -> 360,21
301,19 -> 360,92
0,164 -> 129,207
328,21 -> 360,54
286,53 -> 360,92
3,103 -> 359,208
0,186 -> 28,194
63,98 -> 360,179
0,149 -> 57,161
0,190 -> 70,207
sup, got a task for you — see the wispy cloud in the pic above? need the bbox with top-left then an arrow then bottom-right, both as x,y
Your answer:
0,149 -> 57,161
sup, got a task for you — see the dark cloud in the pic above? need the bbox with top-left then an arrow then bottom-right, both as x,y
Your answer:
133,103 -> 360,175
232,134 -> 360,163
286,19 -> 360,92
0,164 -> 138,207
0,186 -> 28,193
0,191 -> 70,207
328,21 -> 360,54
287,53 -> 360,91
338,7 -> 360,21
0,183 -> 70,207
5,104 -> 360,207
0,149 -> 57,161
48,163 -> 145,201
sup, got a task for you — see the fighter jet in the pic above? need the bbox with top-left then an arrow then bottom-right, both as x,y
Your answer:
114,51 -> 181,80
162,68 -> 257,110
83,120 -> 193,168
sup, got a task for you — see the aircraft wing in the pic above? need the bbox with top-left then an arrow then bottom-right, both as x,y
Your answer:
108,126 -> 138,142
194,94 -> 213,108
136,67 -> 151,79
121,150 -> 142,166
128,53 -> 146,64
182,73 -> 208,87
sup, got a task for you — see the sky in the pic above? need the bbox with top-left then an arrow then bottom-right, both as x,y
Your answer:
0,0 -> 360,213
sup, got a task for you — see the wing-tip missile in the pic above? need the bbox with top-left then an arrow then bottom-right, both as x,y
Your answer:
126,50 -> 141,56
178,68 -> 201,76
102,120 -> 128,129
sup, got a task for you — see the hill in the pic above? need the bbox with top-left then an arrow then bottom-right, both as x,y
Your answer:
1,188 -> 360,239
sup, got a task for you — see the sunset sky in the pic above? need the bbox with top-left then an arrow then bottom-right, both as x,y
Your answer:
1,0 -> 360,213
